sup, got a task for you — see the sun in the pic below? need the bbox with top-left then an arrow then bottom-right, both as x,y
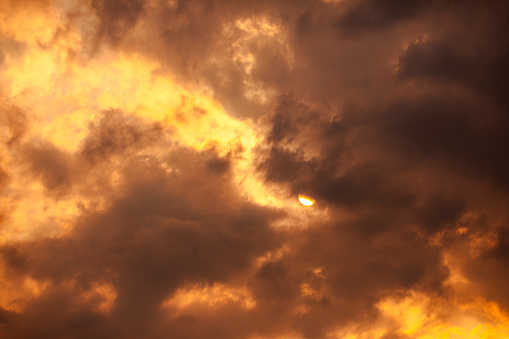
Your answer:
298,194 -> 315,207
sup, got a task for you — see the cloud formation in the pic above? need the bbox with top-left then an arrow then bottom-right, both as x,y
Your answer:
1,0 -> 509,338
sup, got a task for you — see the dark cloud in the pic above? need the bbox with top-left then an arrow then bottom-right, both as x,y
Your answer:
1,104 -> 27,147
91,0 -> 145,46
206,153 -> 231,174
21,141 -> 73,195
397,27 -> 509,111
336,0 -> 429,33
11,109 -> 164,199
80,109 -> 163,165
416,195 -> 465,234
267,95 -> 323,144
245,215 -> 448,338
259,146 -> 317,184
377,95 -> 509,191
0,145 -> 283,339
252,1 -> 509,333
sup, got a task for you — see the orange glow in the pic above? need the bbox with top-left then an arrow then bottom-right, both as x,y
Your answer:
0,276 -> 50,312
0,2 -> 327,246
375,292 -> 509,339
162,283 -> 256,311
81,281 -> 117,314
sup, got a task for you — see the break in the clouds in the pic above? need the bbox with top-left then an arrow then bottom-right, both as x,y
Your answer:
1,0 -> 509,338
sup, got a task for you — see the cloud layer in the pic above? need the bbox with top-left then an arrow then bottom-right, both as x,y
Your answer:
1,0 -> 509,338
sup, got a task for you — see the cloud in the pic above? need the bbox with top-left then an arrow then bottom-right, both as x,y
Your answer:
21,141 -> 73,195
0,144 -> 282,338
1,104 -> 28,147
336,0 -> 429,33
80,109 -> 163,165
1,0 -> 509,338
91,0 -> 145,46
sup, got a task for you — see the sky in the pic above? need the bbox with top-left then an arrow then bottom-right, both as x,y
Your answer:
1,0 -> 509,338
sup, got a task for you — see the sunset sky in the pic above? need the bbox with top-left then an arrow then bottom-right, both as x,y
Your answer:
1,0 -> 509,338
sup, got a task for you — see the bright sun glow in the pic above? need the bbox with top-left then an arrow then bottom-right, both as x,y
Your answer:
298,194 -> 315,206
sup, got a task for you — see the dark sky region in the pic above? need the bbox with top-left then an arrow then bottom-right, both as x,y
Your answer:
1,0 -> 509,338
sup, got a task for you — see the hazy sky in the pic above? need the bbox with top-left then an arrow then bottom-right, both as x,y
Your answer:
1,0 -> 509,338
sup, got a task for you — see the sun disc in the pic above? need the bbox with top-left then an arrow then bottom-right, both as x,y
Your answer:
298,194 -> 315,206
